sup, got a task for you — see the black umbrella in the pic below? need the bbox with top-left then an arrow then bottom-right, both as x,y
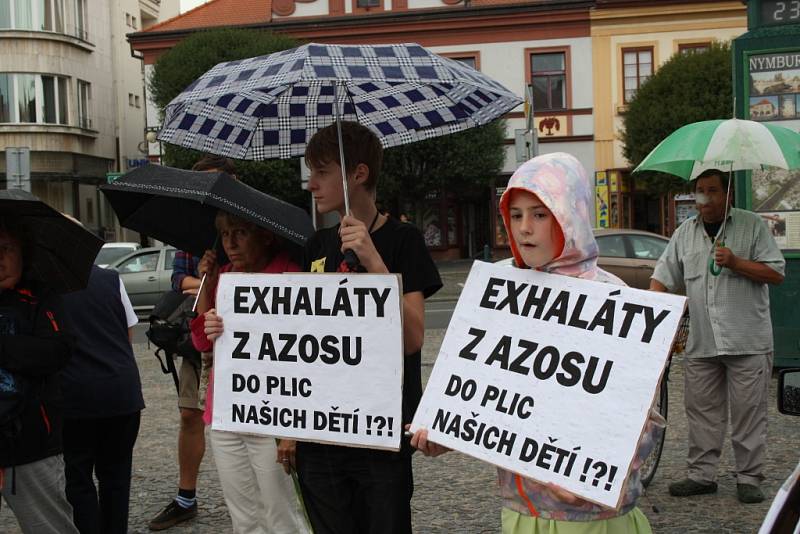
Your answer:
0,189 -> 104,293
100,164 -> 314,258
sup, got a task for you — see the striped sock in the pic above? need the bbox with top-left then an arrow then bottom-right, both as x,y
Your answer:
175,488 -> 196,509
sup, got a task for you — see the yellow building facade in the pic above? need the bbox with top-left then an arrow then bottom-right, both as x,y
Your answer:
591,0 -> 746,233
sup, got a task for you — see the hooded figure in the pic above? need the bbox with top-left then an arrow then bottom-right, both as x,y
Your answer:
496,153 -> 661,530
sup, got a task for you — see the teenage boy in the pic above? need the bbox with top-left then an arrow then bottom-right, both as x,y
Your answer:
281,121 -> 442,534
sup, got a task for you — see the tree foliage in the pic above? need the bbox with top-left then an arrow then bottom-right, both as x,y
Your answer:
149,29 -> 307,206
621,42 -> 732,193
379,120 -> 507,205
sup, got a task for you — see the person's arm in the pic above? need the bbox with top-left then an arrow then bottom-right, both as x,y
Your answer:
409,428 -> 450,457
180,275 -> 202,293
649,279 -> 668,292
338,214 -> 389,274
171,251 -> 201,293
0,296 -> 73,377
403,291 -> 425,355
715,219 -> 785,285
650,229 -> 683,293
714,248 -> 784,285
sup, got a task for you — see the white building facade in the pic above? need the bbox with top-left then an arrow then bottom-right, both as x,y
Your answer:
0,0 -> 173,239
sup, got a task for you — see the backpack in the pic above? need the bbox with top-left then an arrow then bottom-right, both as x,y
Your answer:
0,310 -> 29,439
146,291 -> 202,392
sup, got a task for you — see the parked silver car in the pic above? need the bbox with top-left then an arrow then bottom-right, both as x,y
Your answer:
95,242 -> 141,268
495,228 -> 669,290
108,246 -> 176,312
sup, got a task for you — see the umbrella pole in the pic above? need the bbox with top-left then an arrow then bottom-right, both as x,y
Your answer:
192,273 -> 208,314
710,164 -> 734,276
334,82 -> 351,217
334,82 -> 362,271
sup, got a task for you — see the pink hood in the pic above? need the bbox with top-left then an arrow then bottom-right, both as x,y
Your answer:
499,152 -> 621,284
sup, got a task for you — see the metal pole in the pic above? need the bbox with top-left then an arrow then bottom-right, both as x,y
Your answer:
333,82 -> 351,216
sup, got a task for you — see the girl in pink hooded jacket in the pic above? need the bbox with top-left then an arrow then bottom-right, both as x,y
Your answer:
413,152 -> 662,534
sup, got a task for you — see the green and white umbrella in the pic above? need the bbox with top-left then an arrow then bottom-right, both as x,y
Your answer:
633,118 -> 800,180
634,118 -> 800,276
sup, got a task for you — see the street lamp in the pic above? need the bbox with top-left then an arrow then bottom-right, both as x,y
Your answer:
144,126 -> 162,164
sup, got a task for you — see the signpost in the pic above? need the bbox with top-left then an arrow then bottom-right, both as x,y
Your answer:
5,147 -> 31,191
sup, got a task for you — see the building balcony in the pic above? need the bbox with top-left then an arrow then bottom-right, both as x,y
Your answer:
0,29 -> 94,51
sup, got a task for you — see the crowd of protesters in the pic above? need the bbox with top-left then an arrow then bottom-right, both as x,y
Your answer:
0,122 -> 785,534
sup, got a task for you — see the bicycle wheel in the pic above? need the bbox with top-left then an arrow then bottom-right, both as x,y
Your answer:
640,374 -> 668,489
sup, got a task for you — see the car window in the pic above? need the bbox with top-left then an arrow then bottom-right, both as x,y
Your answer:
629,235 -> 668,260
95,247 -> 135,266
596,235 -> 627,258
117,252 -> 159,273
165,249 -> 177,270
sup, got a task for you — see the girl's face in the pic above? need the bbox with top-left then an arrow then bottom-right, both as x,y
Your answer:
508,189 -> 562,268
0,231 -> 22,291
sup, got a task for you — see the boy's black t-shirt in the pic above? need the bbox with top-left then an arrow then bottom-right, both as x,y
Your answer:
302,216 -> 442,427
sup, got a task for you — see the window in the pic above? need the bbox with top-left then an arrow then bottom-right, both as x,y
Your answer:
0,2 -> 10,28
629,235 -> 668,260
125,13 -> 131,26
679,43 -> 710,55
450,56 -> 477,70
16,74 -> 36,122
128,93 -> 134,106
134,95 -> 140,108
165,249 -> 177,269
74,0 -> 86,39
57,76 -> 67,123
596,235 -> 627,258
0,0 -> 65,33
41,75 -> 56,123
530,52 -> 566,110
0,74 -> 10,122
623,47 -> 653,103
0,73 -> 69,124
77,79 -> 91,129
131,16 -> 137,29
356,0 -> 380,7
118,252 -> 159,273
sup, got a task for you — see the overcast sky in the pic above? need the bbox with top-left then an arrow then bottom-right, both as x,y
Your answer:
180,0 -> 208,12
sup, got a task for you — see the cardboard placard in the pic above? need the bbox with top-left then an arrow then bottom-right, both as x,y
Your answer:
411,261 -> 686,508
212,272 -> 403,450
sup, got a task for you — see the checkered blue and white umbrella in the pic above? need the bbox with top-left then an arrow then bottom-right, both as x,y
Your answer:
158,42 -> 522,160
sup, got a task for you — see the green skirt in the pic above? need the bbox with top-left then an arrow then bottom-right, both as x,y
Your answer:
501,507 -> 653,534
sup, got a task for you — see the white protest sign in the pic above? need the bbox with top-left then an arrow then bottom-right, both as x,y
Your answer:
212,272 -> 403,450
411,261 -> 686,508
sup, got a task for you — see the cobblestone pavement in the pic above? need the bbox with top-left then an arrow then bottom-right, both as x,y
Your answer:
1,331 -> 798,532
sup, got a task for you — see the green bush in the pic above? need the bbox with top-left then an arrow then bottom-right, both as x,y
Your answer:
621,42 -> 732,192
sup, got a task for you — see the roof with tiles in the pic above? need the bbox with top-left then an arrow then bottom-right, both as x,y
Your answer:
142,0 -> 590,33
144,0 -> 273,33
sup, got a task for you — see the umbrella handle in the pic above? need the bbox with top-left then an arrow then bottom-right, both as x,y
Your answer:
709,256 -> 723,276
709,240 -> 724,276
343,249 -> 362,272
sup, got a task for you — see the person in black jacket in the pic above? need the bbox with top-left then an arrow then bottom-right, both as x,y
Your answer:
60,264 -> 144,534
0,217 -> 78,533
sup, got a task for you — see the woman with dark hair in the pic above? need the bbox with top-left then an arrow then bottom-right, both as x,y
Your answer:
190,211 -> 310,534
0,216 -> 78,533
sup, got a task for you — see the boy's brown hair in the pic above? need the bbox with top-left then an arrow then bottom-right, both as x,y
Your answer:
192,154 -> 236,175
305,121 -> 383,192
